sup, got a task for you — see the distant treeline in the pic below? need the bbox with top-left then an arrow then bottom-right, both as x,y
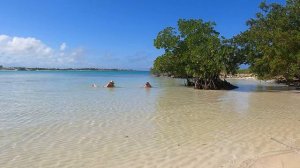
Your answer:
0,66 -> 134,72
237,69 -> 251,74
151,0 -> 300,89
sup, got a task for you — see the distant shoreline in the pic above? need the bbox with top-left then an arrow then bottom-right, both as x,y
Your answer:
0,66 -> 138,72
224,73 -> 257,80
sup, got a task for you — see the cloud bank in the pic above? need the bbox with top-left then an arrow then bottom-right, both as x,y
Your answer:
0,35 -> 84,67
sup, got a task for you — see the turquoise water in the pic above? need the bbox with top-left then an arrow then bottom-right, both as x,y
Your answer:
1,71 -> 300,168
0,71 -> 163,129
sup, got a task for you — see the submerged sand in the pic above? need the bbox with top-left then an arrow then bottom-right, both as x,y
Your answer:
241,151 -> 300,168
1,79 -> 300,168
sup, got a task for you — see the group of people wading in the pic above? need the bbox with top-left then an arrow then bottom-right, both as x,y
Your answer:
91,81 -> 152,88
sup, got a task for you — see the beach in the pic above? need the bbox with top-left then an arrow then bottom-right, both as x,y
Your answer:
0,71 -> 300,168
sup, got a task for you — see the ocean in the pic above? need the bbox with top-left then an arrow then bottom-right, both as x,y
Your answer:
0,71 -> 300,167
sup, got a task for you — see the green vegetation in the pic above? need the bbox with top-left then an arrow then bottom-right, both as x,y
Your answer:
237,68 -> 251,74
152,0 -> 300,89
235,0 -> 300,82
152,19 -> 241,90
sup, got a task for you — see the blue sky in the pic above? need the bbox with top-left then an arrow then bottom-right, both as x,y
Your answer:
0,0 -> 285,70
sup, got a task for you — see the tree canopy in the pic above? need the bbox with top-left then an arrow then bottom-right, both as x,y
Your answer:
152,1 -> 300,89
235,0 -> 300,81
152,19 -> 241,89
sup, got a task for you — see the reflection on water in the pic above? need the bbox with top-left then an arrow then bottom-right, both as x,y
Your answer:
0,72 -> 300,168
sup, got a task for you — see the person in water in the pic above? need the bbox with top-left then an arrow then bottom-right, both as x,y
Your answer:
91,83 -> 97,88
105,80 -> 115,88
144,82 -> 152,88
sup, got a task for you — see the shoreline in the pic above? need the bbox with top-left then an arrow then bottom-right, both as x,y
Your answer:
0,66 -> 137,72
224,73 -> 257,80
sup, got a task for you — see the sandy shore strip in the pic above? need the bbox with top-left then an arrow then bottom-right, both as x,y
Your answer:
225,73 -> 257,80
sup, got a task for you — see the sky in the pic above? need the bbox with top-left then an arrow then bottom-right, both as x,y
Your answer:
0,0 -> 285,70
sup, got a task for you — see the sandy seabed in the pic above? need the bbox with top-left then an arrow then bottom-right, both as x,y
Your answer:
1,78 -> 300,168
241,151 -> 300,168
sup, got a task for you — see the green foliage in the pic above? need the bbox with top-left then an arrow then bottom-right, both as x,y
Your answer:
235,0 -> 300,80
220,38 -> 246,75
152,19 -> 242,82
152,1 -> 300,88
154,27 -> 180,52
237,68 -> 251,74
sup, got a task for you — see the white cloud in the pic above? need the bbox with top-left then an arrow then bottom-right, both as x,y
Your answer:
60,42 -> 67,51
0,35 -> 84,67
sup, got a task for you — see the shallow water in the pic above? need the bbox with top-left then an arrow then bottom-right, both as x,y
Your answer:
0,71 -> 300,168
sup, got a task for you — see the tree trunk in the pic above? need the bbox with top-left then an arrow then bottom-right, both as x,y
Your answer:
192,77 -> 237,90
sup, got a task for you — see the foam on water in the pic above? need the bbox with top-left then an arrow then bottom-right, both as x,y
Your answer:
0,71 -> 300,168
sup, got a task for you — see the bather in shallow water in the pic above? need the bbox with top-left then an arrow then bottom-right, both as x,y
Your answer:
144,82 -> 152,88
105,80 -> 115,88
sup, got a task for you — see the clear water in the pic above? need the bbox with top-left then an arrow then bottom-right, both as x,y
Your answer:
0,71 -> 300,168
